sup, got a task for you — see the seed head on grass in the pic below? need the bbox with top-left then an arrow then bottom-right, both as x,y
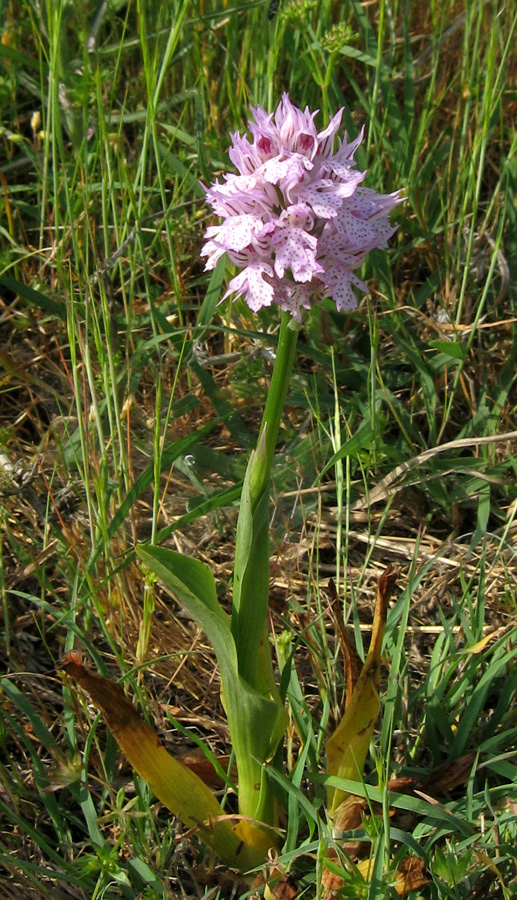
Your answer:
202,93 -> 403,320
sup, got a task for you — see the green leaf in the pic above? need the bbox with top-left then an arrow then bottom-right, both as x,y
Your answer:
337,44 -> 392,74
429,340 -> 466,361
155,482 -> 242,542
0,43 -> 41,71
138,544 -> 225,621
196,255 -> 227,333
317,422 -> 374,479
0,274 -> 66,320
136,544 -> 287,833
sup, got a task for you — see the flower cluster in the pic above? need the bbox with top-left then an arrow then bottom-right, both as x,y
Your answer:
202,94 -> 402,320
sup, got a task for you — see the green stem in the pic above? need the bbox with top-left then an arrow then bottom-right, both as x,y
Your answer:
248,311 -> 300,511
233,310 -> 299,643
230,310 -> 299,832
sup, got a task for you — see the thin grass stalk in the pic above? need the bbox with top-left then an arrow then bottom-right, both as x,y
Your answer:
329,348 -> 344,594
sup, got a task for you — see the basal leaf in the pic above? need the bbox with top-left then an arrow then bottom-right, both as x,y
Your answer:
57,653 -> 264,870
326,566 -> 398,819
136,543 -> 287,835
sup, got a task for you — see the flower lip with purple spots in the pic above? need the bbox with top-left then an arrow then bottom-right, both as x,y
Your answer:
201,94 -> 403,320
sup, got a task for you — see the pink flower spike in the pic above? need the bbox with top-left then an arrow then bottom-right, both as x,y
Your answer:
202,94 -> 403,317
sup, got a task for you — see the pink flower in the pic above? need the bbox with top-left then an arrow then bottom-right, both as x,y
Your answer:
201,94 -> 403,320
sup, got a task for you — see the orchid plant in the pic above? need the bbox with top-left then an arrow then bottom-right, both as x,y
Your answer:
61,95 -> 403,878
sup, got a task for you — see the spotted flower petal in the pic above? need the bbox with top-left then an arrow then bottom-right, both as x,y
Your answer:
202,93 -> 403,317
224,262 -> 275,312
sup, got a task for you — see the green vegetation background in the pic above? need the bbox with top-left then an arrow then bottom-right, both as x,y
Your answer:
1,1 -> 516,898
